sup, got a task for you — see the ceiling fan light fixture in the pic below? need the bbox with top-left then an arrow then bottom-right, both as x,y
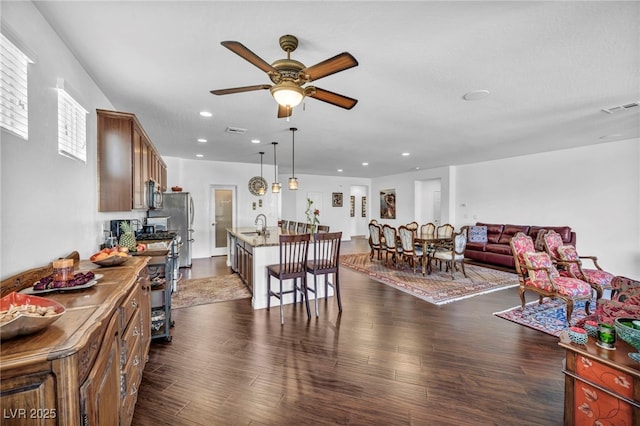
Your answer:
270,81 -> 304,107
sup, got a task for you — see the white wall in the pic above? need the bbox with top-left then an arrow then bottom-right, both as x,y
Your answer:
163,156 -> 280,259
0,2 -> 137,279
454,139 -> 640,278
280,173 -> 371,239
370,166 -> 453,228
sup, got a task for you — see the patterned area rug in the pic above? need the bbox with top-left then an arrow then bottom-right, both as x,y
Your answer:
172,274 -> 251,309
494,298 -> 591,336
339,253 -> 518,305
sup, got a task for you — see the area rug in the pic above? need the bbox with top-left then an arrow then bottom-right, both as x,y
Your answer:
171,274 -> 251,309
493,298 -> 591,336
339,253 -> 519,305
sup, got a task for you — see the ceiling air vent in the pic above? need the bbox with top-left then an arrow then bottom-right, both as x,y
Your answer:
225,127 -> 247,135
601,102 -> 639,114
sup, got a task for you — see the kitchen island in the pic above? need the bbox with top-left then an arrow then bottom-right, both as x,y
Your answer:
227,227 -> 334,310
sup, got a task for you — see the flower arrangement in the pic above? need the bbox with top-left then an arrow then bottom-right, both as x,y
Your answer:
305,198 -> 320,229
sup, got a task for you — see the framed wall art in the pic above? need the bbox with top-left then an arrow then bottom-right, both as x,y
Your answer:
361,196 -> 367,217
332,192 -> 343,207
350,195 -> 355,217
380,189 -> 396,219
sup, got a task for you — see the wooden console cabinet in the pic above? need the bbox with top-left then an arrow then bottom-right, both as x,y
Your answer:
1,256 -> 151,426
559,331 -> 640,425
97,109 -> 167,212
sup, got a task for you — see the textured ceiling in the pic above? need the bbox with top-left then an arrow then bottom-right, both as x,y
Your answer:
34,1 -> 639,178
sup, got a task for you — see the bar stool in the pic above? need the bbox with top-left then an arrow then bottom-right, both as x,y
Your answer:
305,232 -> 343,315
266,234 -> 311,324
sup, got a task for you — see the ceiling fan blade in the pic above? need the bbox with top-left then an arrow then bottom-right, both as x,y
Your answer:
210,85 -> 271,95
221,41 -> 278,74
307,87 -> 358,110
277,104 -> 293,119
302,52 -> 358,82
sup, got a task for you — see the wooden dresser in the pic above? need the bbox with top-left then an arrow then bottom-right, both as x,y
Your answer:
559,331 -> 640,425
0,256 -> 151,426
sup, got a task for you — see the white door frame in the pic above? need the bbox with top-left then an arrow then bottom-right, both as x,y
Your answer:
209,185 -> 237,256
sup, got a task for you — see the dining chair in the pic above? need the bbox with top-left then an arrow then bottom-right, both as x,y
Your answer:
382,225 -> 402,268
429,226 -> 468,279
266,234 -> 311,324
287,221 -> 297,232
398,225 -> 424,274
280,220 -> 289,230
436,223 -> 454,238
420,223 -> 436,235
305,231 -> 343,315
296,222 -> 308,234
406,221 -> 419,236
368,223 -> 385,260
510,232 -> 593,325
317,224 -> 330,233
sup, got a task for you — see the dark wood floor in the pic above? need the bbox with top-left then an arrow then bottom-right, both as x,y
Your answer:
132,238 -> 565,425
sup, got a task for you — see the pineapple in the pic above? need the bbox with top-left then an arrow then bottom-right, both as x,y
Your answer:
119,221 -> 137,251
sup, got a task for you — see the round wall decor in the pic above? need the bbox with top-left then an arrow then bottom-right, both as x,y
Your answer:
248,176 -> 267,196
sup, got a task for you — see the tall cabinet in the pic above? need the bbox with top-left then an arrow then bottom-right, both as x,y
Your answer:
97,109 -> 167,212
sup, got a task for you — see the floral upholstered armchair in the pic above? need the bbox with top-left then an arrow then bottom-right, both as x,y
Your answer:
510,232 -> 593,325
577,276 -> 640,327
543,230 -> 614,296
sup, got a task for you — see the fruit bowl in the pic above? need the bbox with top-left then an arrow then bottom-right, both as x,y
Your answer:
91,254 -> 129,267
0,292 -> 66,340
614,318 -> 640,361
567,326 -> 588,345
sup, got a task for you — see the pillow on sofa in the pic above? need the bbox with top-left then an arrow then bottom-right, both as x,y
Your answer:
523,252 -> 559,282
468,226 -> 488,243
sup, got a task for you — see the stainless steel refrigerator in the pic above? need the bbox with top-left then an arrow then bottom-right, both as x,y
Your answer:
149,192 -> 194,267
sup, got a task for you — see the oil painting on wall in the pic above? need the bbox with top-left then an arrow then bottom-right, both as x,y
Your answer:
380,189 -> 396,219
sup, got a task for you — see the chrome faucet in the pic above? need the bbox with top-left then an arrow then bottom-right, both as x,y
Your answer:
255,214 -> 267,235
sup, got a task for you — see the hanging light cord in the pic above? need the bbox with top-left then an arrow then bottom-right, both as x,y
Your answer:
290,127 -> 297,177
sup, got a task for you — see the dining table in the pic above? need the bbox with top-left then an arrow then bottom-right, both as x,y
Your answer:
414,232 -> 453,275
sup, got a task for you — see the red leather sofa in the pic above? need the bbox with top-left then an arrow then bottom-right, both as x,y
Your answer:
464,223 -> 576,269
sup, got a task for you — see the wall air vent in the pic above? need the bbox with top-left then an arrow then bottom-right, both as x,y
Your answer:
601,102 -> 639,114
225,127 -> 247,135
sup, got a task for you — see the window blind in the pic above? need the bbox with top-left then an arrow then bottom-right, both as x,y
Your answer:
0,33 -> 29,140
57,88 -> 88,162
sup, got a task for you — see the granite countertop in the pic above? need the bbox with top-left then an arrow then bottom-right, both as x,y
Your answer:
228,227 -> 298,248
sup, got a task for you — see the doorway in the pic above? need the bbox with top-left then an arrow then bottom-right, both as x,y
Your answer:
415,178 -> 442,226
209,185 -> 236,256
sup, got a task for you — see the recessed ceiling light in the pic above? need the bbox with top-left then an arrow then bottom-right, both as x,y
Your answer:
362,162 -> 369,166
199,111 -> 213,117
402,152 -> 410,156
463,90 -> 490,101
197,138 -> 207,143
251,139 -> 260,144
337,169 -> 343,172
196,154 -> 204,158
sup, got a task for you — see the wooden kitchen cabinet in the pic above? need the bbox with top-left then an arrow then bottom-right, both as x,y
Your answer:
97,109 -> 166,212
0,256 -> 151,426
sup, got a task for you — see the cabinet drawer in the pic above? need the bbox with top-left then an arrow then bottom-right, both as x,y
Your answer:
120,356 -> 142,426
121,286 -> 141,331
575,354 -> 634,399
121,310 -> 141,366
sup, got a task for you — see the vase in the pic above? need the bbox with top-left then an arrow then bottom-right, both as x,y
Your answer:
309,224 -> 316,234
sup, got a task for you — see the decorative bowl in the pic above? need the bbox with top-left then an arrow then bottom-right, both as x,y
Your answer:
584,320 -> 599,338
0,292 -> 66,340
91,254 -> 129,267
614,318 -> 640,361
567,326 -> 588,345
171,186 -> 183,192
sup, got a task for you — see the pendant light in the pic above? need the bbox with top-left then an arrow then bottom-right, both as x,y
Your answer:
257,151 -> 266,196
271,142 -> 281,193
288,127 -> 298,190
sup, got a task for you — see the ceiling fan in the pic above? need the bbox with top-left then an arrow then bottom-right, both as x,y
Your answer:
210,34 -> 358,118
